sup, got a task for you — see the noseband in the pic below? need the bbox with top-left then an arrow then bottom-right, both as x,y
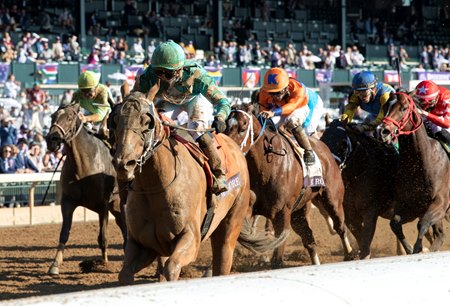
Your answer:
230,110 -> 268,155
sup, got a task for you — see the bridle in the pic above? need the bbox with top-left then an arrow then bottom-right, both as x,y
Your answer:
382,92 -> 423,143
230,109 -> 267,155
50,106 -> 84,144
119,97 -> 167,173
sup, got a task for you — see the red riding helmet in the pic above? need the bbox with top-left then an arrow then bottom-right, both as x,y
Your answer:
414,80 -> 439,109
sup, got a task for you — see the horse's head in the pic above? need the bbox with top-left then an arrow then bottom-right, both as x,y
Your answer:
320,119 -> 354,166
379,92 -> 423,144
112,89 -> 162,182
46,103 -> 81,152
226,103 -> 259,152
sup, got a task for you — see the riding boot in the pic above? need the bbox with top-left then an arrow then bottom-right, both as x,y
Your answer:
292,125 -> 315,166
197,133 -> 228,194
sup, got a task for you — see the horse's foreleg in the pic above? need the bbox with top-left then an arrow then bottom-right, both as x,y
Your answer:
291,204 -> 320,265
358,213 -> 379,259
164,229 -> 199,281
270,211 -> 290,269
48,201 -> 75,275
119,237 -> 157,285
98,208 -> 109,263
390,214 -> 413,254
416,205 -> 447,253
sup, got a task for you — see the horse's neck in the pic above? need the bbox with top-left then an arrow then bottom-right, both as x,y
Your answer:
65,128 -> 108,177
132,138 -> 178,192
398,125 -> 431,169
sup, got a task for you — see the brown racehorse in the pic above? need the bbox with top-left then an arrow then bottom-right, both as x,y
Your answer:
225,104 -> 354,267
379,92 -> 450,254
112,83 -> 259,284
321,119 -> 400,259
45,103 -> 126,275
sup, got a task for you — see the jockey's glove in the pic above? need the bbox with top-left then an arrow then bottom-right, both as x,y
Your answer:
212,116 -> 227,134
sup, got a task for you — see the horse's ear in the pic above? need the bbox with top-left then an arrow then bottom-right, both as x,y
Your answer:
251,90 -> 260,104
121,81 -> 130,97
146,80 -> 160,102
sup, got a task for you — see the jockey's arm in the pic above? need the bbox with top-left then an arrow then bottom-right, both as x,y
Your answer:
279,86 -> 308,116
196,72 -> 230,121
371,91 -> 394,127
422,102 -> 450,129
342,95 -> 359,122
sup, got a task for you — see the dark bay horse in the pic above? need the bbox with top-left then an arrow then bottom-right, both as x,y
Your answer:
380,92 -> 450,253
112,84 -> 267,284
321,119 -> 400,259
45,103 -> 126,275
225,106 -> 353,267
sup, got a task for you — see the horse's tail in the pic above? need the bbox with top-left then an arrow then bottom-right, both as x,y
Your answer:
238,217 -> 290,253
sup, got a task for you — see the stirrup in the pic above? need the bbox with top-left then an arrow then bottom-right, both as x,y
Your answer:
303,150 -> 315,166
212,175 -> 228,194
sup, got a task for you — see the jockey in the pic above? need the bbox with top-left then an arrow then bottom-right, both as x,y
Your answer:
72,71 -> 114,138
341,71 -> 395,133
134,40 -> 230,194
413,80 -> 450,145
257,67 -> 317,166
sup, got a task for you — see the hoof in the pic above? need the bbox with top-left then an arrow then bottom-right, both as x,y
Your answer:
118,270 -> 134,286
48,265 -> 59,276
202,268 -> 212,278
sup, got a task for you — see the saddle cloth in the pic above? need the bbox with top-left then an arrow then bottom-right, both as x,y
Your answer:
279,130 -> 325,188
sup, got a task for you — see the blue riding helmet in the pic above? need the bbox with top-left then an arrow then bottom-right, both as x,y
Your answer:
352,71 -> 377,91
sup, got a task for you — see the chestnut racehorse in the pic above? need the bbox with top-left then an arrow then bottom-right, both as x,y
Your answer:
380,92 -> 450,254
112,84 -> 266,284
225,104 -> 354,267
45,103 -> 125,275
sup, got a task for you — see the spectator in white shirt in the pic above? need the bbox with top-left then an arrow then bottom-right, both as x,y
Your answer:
3,74 -> 21,99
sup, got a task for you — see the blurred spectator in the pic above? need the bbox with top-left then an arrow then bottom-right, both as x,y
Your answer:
0,104 -> 10,122
0,117 -> 17,146
60,89 -> 73,106
3,74 -> 21,99
204,54 -> 221,67
0,37 -> 15,63
39,11 -> 53,33
27,141 -> 43,172
69,35 -> 81,62
351,45 -> 365,67
26,83 -> 47,107
0,144 -> 17,174
59,8 -> 75,32
86,47 -> 100,64
15,138 -> 39,173
52,36 -> 64,62
185,41 -> 196,59
399,46 -> 409,68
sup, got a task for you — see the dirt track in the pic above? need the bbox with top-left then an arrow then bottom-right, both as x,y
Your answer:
1,208 -> 449,302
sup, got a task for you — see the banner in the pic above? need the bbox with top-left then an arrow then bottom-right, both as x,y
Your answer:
0,63 -> 9,83
285,68 -> 297,80
242,68 -> 260,89
384,70 -> 400,83
204,66 -> 223,85
315,69 -> 333,83
37,63 -> 58,84
80,64 -> 102,81
124,65 -> 144,86
417,71 -> 450,81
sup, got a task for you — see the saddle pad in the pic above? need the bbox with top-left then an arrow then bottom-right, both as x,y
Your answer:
279,130 -> 325,188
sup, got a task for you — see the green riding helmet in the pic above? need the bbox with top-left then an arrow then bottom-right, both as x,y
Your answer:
78,71 -> 99,89
151,40 -> 185,70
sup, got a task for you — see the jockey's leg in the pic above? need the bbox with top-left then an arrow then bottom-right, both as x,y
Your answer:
197,133 -> 228,194
435,129 -> 450,145
292,125 -> 315,166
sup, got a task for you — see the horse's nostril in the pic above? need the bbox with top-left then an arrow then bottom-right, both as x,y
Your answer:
125,160 -> 136,169
381,129 -> 390,137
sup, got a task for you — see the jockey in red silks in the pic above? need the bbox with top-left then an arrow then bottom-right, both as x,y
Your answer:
413,80 -> 450,145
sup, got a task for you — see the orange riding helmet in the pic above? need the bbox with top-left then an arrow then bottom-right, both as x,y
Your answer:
262,68 -> 290,92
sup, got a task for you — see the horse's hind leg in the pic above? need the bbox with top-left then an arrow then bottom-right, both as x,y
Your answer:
313,194 -> 354,261
429,220 -> 445,252
390,214 -> 413,254
164,229 -> 199,281
48,200 -> 76,275
97,208 -> 110,263
291,204 -> 320,265
119,238 -> 157,285
270,210 -> 292,268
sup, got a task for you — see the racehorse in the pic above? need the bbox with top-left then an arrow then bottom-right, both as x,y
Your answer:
112,83 -> 278,284
379,92 -> 450,254
225,104 -> 354,268
321,119 -> 400,259
45,103 -> 126,275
